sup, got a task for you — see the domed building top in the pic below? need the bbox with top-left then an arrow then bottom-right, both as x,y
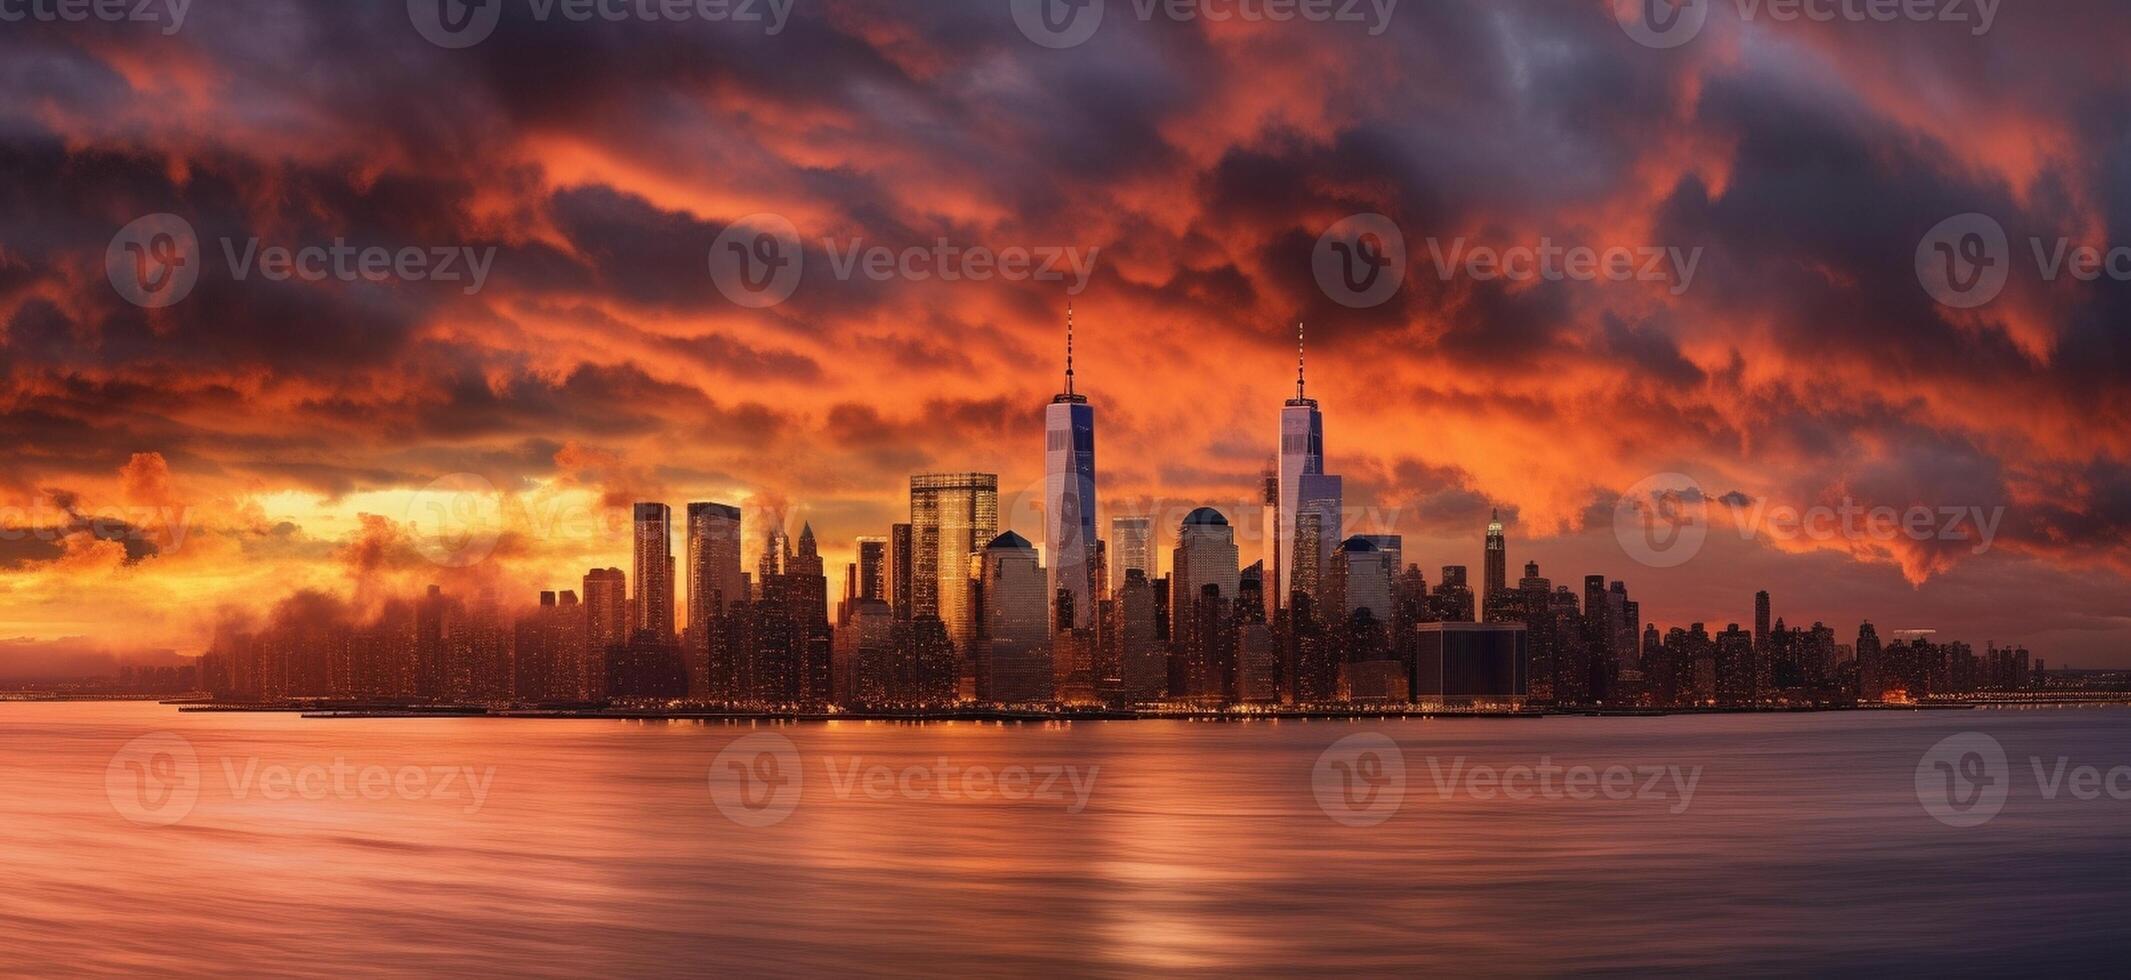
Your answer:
1182,507 -> 1229,527
985,530 -> 1034,551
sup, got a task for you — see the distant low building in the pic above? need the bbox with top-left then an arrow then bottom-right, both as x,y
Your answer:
1411,622 -> 1528,703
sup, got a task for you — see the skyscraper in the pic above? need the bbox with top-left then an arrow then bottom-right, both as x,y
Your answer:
581,566 -> 627,699
1277,323 -> 1341,610
1754,590 -> 1772,653
909,473 -> 999,648
889,522 -> 913,619
1044,304 -> 1098,633
1336,536 -> 1394,621
1484,508 -> 1506,609
632,503 -> 674,640
855,536 -> 888,602
1109,516 -> 1153,592
1260,459 -> 1280,620
685,502 -> 743,633
1171,507 -> 1240,656
973,530 -> 1052,703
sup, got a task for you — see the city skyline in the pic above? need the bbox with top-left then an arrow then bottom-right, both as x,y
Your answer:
165,332 -> 2061,708
5,4 -> 2131,678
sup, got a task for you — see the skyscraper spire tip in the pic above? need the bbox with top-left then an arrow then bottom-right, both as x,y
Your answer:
1296,321 -> 1306,400
1066,302 -> 1074,397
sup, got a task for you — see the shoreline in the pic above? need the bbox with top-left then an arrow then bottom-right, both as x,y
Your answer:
11,693 -> 2124,721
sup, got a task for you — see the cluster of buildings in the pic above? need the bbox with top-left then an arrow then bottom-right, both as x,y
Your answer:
193,316 -> 2044,710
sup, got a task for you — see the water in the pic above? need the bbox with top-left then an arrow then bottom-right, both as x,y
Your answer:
3,702 -> 2127,976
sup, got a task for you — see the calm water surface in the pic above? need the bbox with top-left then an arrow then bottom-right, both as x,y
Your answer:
2,702 -> 2128,976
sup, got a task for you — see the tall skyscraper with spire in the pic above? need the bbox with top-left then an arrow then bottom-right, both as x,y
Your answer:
1484,509 -> 1506,608
1044,303 -> 1098,632
1277,323 -> 1341,611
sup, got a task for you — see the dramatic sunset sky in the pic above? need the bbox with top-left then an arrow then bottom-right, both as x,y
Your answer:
1,1 -> 2127,676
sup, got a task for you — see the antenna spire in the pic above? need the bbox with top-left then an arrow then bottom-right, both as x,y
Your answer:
1066,302 -> 1075,397
1296,321 -> 1306,400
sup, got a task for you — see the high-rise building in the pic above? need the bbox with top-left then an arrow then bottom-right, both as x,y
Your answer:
1856,620 -> 1884,701
889,522 -> 913,619
1113,568 -> 1165,703
855,536 -> 888,603
582,566 -> 627,699
1754,590 -> 1771,653
1276,323 -> 1342,610
1044,304 -> 1099,633
1108,515 -> 1154,594
972,531 -> 1052,703
1171,507 -> 1240,658
1484,509 -> 1506,609
1336,536 -> 1394,621
909,473 -> 999,650
1260,459 -> 1280,620
1355,534 -> 1403,578
685,502 -> 743,633
632,503 -> 674,640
